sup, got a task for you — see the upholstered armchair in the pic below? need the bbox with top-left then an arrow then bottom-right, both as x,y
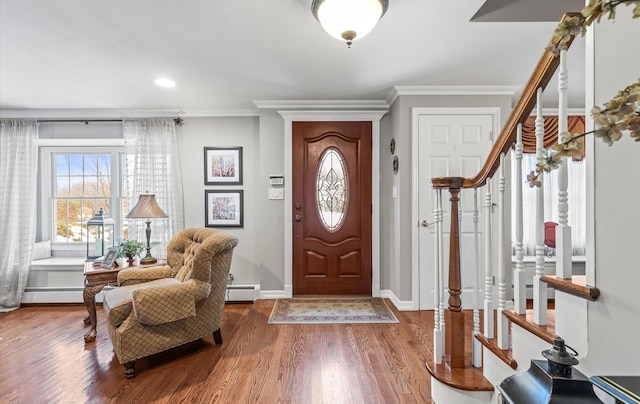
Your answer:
103,228 -> 238,378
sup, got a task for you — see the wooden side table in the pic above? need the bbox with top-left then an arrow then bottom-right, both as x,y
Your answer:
83,261 -> 120,343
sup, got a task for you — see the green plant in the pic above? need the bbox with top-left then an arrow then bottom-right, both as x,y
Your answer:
118,240 -> 146,258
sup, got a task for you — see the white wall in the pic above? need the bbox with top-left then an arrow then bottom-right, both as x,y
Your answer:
579,6 -> 640,375
177,116 -> 261,287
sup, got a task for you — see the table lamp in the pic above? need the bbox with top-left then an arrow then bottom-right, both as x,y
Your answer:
126,193 -> 168,264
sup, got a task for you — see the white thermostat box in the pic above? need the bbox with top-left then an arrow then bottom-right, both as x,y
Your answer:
269,175 -> 284,186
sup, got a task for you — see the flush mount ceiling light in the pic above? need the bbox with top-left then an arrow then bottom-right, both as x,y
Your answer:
311,0 -> 389,47
154,78 -> 176,88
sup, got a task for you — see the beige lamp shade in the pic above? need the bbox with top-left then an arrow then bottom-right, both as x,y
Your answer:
126,193 -> 167,265
126,194 -> 168,219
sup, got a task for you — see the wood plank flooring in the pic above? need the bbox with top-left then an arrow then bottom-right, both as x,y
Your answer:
0,299 -> 437,403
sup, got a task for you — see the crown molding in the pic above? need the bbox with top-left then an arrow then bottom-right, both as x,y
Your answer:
0,109 -> 183,120
277,110 -> 388,121
180,109 -> 259,117
387,85 -> 521,105
0,108 -> 267,119
254,100 -> 388,110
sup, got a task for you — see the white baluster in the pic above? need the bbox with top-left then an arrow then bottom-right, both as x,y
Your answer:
434,189 -> 443,364
534,87 -> 548,325
438,188 -> 445,352
484,179 -> 494,339
557,48 -> 572,279
472,188 -> 482,367
497,153 -> 509,349
514,124 -> 526,314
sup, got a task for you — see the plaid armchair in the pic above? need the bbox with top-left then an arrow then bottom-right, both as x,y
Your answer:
103,228 -> 238,378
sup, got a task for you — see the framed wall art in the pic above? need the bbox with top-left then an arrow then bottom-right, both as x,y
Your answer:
204,147 -> 243,185
205,190 -> 244,228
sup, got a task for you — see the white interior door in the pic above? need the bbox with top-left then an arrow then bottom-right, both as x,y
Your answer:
414,109 -> 496,310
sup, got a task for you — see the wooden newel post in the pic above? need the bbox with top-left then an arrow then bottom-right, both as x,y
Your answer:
432,176 -> 466,369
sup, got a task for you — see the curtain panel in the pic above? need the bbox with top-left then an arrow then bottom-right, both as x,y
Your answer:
0,120 -> 39,311
123,119 -> 185,258
521,116 -> 586,161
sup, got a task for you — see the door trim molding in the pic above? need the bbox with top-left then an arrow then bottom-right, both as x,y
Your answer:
279,110 -> 387,298
411,107 -> 500,310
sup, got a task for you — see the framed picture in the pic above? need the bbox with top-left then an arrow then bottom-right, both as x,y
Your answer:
204,147 -> 243,185
205,190 -> 244,228
101,246 -> 120,269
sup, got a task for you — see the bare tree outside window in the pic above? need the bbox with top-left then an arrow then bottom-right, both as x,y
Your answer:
54,153 -> 112,243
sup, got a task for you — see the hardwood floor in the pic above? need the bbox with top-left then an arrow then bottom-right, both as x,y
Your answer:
0,300 -> 436,403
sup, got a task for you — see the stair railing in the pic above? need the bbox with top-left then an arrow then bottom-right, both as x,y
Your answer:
430,13 -> 581,368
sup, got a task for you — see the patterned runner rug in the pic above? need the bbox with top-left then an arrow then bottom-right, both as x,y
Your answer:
268,297 -> 399,324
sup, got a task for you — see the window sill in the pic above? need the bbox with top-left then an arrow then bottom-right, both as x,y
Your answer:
30,257 -> 85,271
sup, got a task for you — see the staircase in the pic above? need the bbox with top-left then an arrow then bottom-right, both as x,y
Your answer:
424,13 -> 604,403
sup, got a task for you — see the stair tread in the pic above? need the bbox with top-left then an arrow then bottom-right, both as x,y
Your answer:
504,309 -> 557,344
541,275 -> 600,301
476,334 -> 518,369
425,355 -> 494,391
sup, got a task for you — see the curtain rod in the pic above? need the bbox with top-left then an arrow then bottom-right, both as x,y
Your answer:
37,119 -> 123,123
38,118 -> 184,125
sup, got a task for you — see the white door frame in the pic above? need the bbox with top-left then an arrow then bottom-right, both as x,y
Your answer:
411,107 -> 500,310
279,110 -> 387,298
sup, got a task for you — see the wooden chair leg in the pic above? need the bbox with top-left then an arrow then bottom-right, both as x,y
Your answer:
213,328 -> 222,344
123,361 -> 136,379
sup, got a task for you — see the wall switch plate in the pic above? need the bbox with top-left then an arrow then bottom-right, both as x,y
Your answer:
268,188 -> 284,200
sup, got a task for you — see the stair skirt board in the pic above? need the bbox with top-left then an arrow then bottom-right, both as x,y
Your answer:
431,377 -> 493,404
509,324 -> 551,372
482,346 -> 519,387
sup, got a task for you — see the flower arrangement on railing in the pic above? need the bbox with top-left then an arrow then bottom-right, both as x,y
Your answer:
527,0 -> 640,187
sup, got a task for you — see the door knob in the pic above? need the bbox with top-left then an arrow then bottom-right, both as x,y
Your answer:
295,203 -> 302,210
295,215 -> 302,222
421,220 -> 429,227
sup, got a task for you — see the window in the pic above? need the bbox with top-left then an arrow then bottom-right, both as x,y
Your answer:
316,148 -> 348,231
41,147 -> 126,252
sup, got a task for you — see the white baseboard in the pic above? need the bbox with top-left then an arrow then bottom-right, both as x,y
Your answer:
22,288 -> 85,304
380,289 -> 415,311
23,285 -> 259,304
225,284 -> 259,302
260,289 -> 287,299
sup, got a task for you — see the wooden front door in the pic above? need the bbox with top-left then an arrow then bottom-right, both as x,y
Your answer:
292,121 -> 372,295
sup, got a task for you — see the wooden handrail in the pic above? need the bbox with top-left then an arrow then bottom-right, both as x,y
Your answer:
431,13 -> 582,190
430,13 -> 582,371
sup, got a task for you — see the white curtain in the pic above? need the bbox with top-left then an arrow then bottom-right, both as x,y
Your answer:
0,120 -> 39,311
123,119 -> 184,258
514,153 -> 587,256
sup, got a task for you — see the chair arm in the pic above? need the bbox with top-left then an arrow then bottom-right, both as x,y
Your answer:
117,265 -> 174,286
132,282 -> 196,325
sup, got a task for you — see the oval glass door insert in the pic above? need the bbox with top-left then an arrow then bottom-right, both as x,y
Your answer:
316,148 -> 348,231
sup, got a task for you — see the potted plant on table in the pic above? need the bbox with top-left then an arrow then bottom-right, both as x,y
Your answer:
118,240 -> 146,266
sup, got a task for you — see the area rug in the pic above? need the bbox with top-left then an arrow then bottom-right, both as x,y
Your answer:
268,297 -> 399,324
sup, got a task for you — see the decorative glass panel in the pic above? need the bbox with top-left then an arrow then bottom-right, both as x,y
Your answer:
316,148 -> 348,231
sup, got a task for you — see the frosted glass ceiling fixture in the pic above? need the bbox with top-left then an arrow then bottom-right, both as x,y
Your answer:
311,0 -> 389,48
